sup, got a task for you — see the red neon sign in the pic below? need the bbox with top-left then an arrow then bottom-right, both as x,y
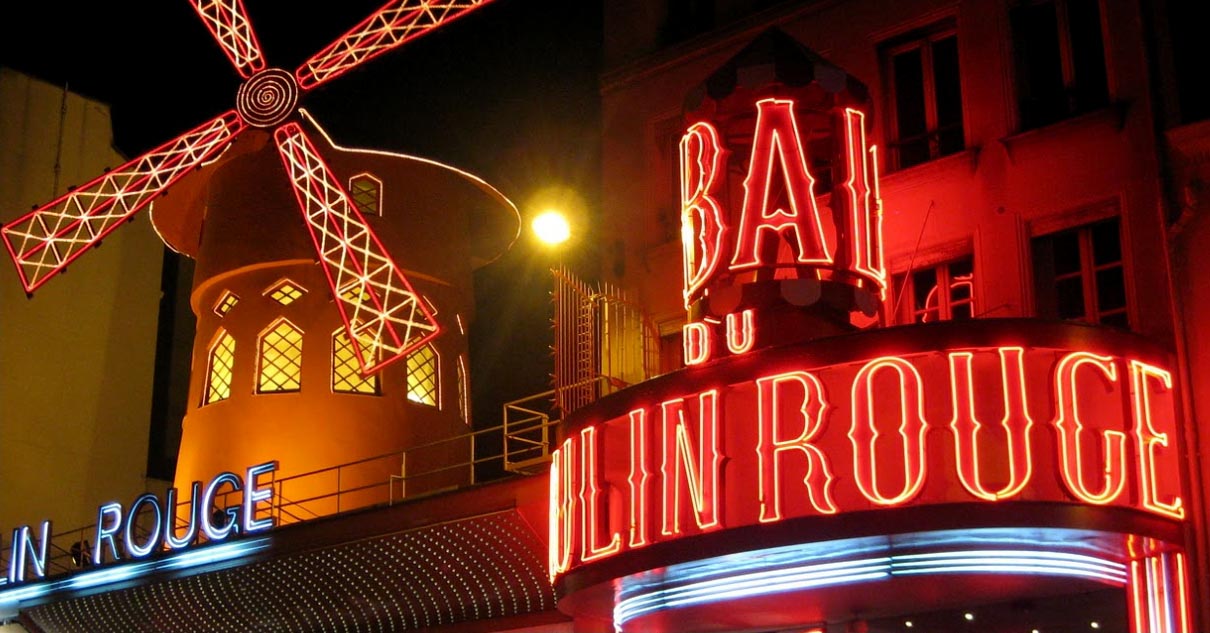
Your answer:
730,99 -> 832,271
680,122 -> 727,306
660,391 -> 723,535
677,99 -> 887,307
949,348 -> 1034,501
1052,352 -> 1127,505
549,342 -> 1186,579
756,371 -> 837,521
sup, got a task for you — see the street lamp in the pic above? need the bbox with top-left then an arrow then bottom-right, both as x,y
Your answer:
531,209 -> 571,246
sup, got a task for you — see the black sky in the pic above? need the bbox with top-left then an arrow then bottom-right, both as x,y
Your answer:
0,1 -> 603,428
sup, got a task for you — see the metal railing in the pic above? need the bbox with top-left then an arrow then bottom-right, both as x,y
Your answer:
0,418 -> 559,584
502,375 -> 619,474
551,266 -> 659,415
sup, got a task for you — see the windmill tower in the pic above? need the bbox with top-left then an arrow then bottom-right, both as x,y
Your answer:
0,1 -> 518,512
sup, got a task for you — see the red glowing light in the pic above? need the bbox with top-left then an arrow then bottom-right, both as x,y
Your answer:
660,391 -> 724,535
579,426 -> 621,562
724,309 -> 756,355
0,112 -> 244,294
730,99 -> 832,272
3,3 -> 494,375
836,108 -> 886,295
848,357 -> 928,506
683,322 -> 712,366
680,122 -> 727,307
627,408 -> 653,548
1052,352 -> 1127,505
1128,540 -> 1192,633
549,336 -> 1189,584
756,371 -> 837,521
274,123 -> 441,374
296,0 -> 496,90
188,0 -> 266,79
948,348 -> 1034,501
548,438 -> 574,580
1129,361 -> 1184,520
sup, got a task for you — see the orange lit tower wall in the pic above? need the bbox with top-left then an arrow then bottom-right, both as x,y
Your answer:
152,115 -> 518,511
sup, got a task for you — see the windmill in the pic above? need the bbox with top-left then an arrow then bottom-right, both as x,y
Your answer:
0,0 -> 498,376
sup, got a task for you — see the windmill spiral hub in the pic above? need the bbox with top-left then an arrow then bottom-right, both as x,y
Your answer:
236,68 -> 299,128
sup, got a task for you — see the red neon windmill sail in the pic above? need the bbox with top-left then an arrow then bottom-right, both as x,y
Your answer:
0,0 -> 499,374
188,0 -> 266,78
274,123 -> 440,372
296,0 -> 492,89
0,112 -> 245,292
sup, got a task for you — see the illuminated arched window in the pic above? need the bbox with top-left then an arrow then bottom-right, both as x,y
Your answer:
349,173 -> 382,217
456,356 -> 470,424
406,344 -> 439,407
213,290 -> 239,317
258,319 -> 303,393
205,329 -> 236,405
265,278 -> 306,306
332,328 -> 380,395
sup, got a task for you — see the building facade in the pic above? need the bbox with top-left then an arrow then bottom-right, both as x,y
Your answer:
552,0 -> 1208,630
2,1 -> 1209,632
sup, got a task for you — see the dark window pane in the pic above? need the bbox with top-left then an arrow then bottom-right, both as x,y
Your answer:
932,35 -> 964,157
912,267 -> 938,311
894,50 -> 928,136
1051,231 -> 1081,275
898,139 -> 931,169
1031,236 -> 1058,318
1091,220 -> 1121,265
938,127 -> 965,157
951,303 -> 973,320
952,282 -> 972,302
949,257 -> 974,278
1100,312 -> 1129,329
1067,0 -> 1109,112
1056,277 -> 1086,319
1012,2 -> 1066,129
893,48 -> 928,168
1096,266 -> 1126,312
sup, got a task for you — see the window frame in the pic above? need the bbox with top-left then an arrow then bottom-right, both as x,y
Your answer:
331,327 -> 381,396
456,355 -> 470,425
256,317 -> 304,394
405,343 -> 441,408
204,328 -> 236,405
887,253 -> 976,325
348,172 -> 383,217
1009,0 -> 1111,130
880,21 -> 966,171
264,278 -> 307,306
1030,215 -> 1130,328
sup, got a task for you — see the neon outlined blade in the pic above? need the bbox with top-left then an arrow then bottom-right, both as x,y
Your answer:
273,123 -> 440,374
1,111 -> 245,294
295,0 -> 494,90
188,0 -> 267,79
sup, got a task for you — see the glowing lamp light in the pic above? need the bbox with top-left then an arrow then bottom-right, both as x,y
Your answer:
532,210 -> 571,245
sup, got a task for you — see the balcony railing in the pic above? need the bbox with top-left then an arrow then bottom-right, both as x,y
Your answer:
1,418 -> 559,582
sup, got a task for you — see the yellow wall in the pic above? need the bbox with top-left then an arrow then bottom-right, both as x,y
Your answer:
0,68 -> 164,532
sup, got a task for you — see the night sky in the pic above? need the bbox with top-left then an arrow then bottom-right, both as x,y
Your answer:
0,1 -> 603,430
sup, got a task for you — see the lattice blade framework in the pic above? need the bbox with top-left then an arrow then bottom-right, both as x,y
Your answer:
273,123 -> 440,374
1,111 -> 246,293
295,0 -> 494,90
188,0 -> 267,79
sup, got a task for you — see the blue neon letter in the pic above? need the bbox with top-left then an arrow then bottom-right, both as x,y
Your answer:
94,503 -> 124,564
201,472 -> 242,541
243,462 -> 278,534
